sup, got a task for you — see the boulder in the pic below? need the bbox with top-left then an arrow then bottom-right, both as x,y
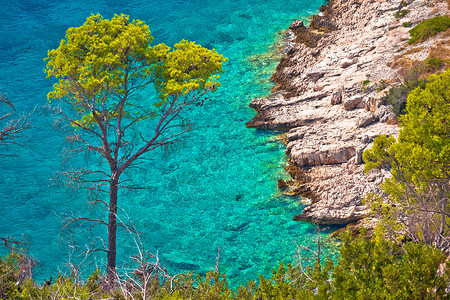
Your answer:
306,71 -> 326,83
342,95 -> 362,110
289,19 -> 305,31
340,58 -> 355,68
356,111 -> 376,128
330,90 -> 342,105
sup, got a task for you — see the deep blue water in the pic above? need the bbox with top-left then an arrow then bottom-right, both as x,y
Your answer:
0,0 -> 331,286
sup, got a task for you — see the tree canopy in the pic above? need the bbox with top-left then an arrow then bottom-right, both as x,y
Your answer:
363,69 -> 450,251
45,14 -> 226,128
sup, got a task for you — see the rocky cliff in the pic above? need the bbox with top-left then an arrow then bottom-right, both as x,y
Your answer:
247,0 -> 450,225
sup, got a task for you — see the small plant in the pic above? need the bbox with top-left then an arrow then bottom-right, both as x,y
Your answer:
394,9 -> 410,19
361,74 -> 371,90
424,56 -> 444,71
408,16 -> 450,44
381,77 -> 426,116
376,79 -> 388,92
402,21 -> 412,27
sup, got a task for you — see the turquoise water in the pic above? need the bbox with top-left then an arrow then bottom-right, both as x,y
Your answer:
0,0 -> 332,286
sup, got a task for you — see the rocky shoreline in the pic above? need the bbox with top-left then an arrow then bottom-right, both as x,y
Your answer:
247,0 -> 449,225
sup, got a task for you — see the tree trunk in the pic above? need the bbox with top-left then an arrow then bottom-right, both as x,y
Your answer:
107,177 -> 118,282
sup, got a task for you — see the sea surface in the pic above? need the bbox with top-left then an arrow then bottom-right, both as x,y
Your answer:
0,0 -> 334,286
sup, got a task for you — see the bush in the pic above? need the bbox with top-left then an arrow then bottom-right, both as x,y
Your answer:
425,56 -> 444,71
331,231 -> 450,299
2,232 -> 450,299
0,251 -> 22,299
408,16 -> 450,44
381,77 -> 425,116
376,79 -> 387,92
394,9 -> 410,19
402,21 -> 412,28
254,230 -> 450,299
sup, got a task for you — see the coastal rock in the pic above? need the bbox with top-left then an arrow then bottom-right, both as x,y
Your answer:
342,95 -> 362,110
306,71 -> 325,83
289,19 -> 304,31
247,0 -> 449,225
330,90 -> 342,105
340,58 -> 355,68
356,111 -> 376,128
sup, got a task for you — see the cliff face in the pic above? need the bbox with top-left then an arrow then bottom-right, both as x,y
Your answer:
247,0 -> 450,225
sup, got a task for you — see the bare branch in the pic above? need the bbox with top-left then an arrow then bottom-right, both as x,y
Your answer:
0,95 -> 33,152
0,235 -> 29,250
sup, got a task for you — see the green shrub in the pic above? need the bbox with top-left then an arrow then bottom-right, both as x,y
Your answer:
381,77 -> 425,116
376,79 -> 387,92
361,74 -> 372,90
2,233 -> 450,299
425,56 -> 444,71
330,231 -> 450,299
254,230 -> 450,299
394,9 -> 410,19
402,21 -> 412,27
0,251 -> 23,299
408,16 -> 450,44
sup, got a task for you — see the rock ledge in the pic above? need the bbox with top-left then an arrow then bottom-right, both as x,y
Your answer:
247,0 -> 449,224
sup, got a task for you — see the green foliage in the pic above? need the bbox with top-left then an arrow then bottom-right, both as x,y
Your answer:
425,56 -> 445,72
152,40 -> 226,101
331,231 -> 450,299
375,79 -> 387,92
45,14 -> 226,127
396,70 -> 450,183
85,268 -> 102,293
0,251 -> 23,299
380,77 -> 425,116
408,16 -> 450,44
361,74 -> 371,91
254,261 -> 333,300
394,9 -> 410,19
364,69 -> 450,250
382,57 -> 444,115
45,14 -> 154,126
362,135 -> 397,172
154,271 -> 238,299
20,274 -> 96,300
402,21 -> 412,28
252,230 -> 450,299
2,234 -> 450,299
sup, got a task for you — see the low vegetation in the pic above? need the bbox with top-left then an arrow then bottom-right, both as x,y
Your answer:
394,9 -> 410,19
382,55 -> 445,116
2,230 -> 450,299
380,76 -> 426,116
408,16 -> 450,44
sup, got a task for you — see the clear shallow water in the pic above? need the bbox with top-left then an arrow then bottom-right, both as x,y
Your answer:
0,0 -> 333,287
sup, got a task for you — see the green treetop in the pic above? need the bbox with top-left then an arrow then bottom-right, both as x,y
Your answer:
363,69 -> 450,250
